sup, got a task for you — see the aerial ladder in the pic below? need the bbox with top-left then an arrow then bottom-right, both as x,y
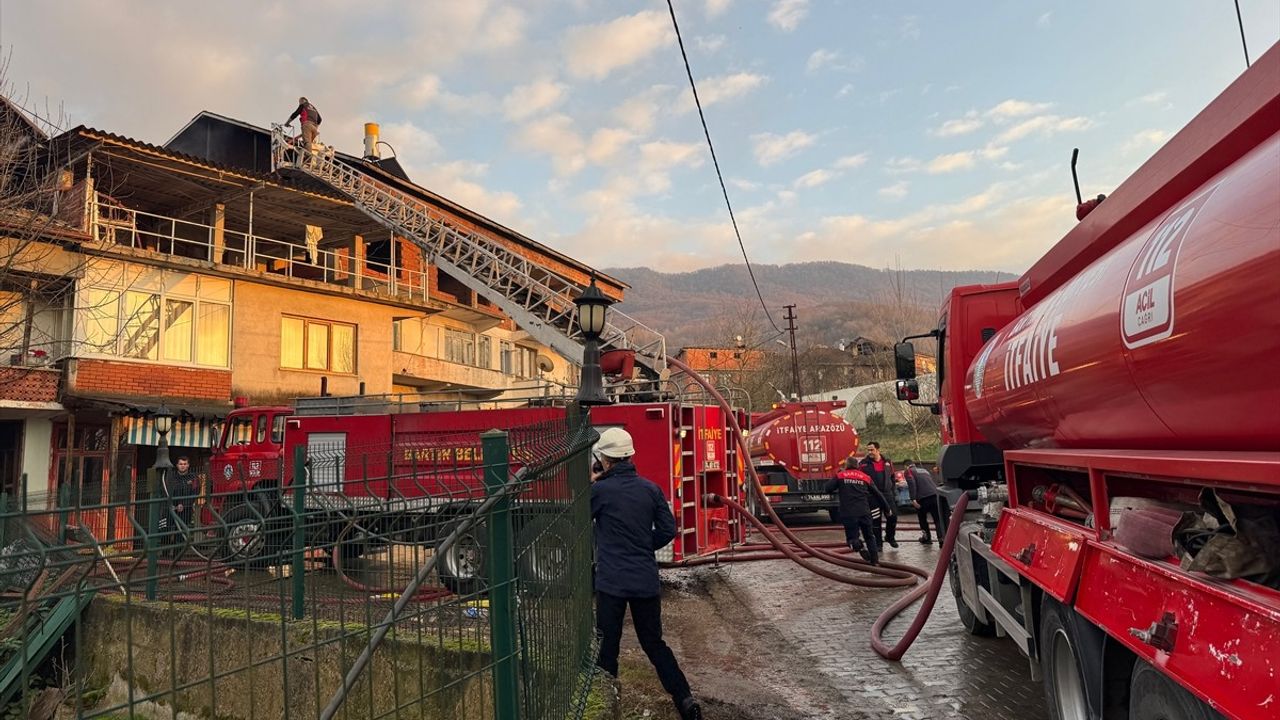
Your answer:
269,126 -> 667,379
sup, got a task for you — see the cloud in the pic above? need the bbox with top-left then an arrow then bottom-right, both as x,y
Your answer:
563,10 -> 673,80
1037,11 -> 1052,27
768,0 -> 809,31
689,72 -> 768,107
794,169 -> 837,189
987,99 -> 1052,121
994,114 -> 1093,144
1129,90 -> 1169,106
884,156 -> 921,174
403,74 -> 442,108
586,127 -> 637,164
836,83 -> 855,98
927,151 -> 977,174
878,181 -> 909,199
515,113 -> 586,175
751,130 -> 817,166
807,49 -> 839,72
612,85 -> 675,135
502,79 -> 568,121
931,111 -> 984,137
413,159 -> 523,223
1122,128 -> 1171,155
635,139 -> 705,192
705,0 -> 732,18
900,15 -> 920,40
729,178 -> 761,191
695,34 -> 727,52
833,153 -> 868,169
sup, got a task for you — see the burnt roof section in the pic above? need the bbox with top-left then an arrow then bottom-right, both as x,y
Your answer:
165,111 -> 626,291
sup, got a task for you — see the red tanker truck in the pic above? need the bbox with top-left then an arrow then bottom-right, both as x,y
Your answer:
746,400 -> 860,522
894,45 -> 1279,720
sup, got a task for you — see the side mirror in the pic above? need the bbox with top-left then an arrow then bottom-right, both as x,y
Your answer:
895,379 -> 919,401
894,342 -> 917,380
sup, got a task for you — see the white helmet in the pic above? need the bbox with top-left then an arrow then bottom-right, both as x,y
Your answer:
594,427 -> 635,460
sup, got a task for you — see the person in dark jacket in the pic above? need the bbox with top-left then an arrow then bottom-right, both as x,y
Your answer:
858,442 -> 898,549
905,459 -> 945,544
286,96 -> 322,146
824,457 -> 892,565
591,428 -> 702,720
163,455 -> 199,556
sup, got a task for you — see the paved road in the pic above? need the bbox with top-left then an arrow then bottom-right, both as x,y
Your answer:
662,518 -> 1050,720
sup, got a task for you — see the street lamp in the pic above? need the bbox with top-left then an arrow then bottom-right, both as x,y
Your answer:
574,277 -> 613,406
153,404 -> 174,473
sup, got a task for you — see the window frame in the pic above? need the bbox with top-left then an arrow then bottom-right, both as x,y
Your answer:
280,315 -> 358,374
79,274 -> 231,368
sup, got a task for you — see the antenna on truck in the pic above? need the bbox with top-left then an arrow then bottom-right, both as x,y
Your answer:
1071,148 -> 1106,221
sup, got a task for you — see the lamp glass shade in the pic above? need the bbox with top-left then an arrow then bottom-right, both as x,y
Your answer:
578,303 -> 606,336
154,407 -> 173,434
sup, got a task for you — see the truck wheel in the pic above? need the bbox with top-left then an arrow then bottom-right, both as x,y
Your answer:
1129,660 -> 1223,720
1040,601 -> 1090,720
827,508 -> 841,524
516,516 -> 574,598
948,536 -> 995,637
223,503 -> 287,569
438,519 -> 487,596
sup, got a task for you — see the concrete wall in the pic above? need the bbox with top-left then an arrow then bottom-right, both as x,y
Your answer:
231,280 -> 401,400
81,597 -> 491,720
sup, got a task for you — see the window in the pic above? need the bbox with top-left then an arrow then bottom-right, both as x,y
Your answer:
503,344 -> 539,378
223,416 -> 254,449
709,351 -> 718,359
500,341 -> 514,374
444,329 -> 475,366
256,413 -> 268,443
272,415 -> 286,444
281,316 -> 357,373
79,270 -> 231,367
477,335 -> 492,369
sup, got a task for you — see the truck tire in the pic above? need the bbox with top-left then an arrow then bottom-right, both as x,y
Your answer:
437,519 -> 487,596
516,515 -> 574,598
1129,660 -> 1224,720
1040,600 -> 1090,720
948,533 -> 995,637
223,503 -> 287,569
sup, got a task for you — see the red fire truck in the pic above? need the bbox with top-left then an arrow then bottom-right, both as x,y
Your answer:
205,391 -> 747,588
746,401 -> 859,521
894,46 -> 1280,720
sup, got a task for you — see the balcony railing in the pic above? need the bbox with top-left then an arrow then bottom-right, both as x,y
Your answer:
90,193 -> 432,304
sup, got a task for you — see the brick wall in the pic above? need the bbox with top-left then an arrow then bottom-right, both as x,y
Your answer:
675,347 -> 765,372
0,366 -> 60,403
70,359 -> 231,402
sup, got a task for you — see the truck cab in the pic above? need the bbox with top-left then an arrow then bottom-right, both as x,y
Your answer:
209,405 -> 294,508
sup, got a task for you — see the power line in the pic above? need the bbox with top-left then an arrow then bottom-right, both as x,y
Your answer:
1233,0 -> 1251,68
666,0 -> 781,334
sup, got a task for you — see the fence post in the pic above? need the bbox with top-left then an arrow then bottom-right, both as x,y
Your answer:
57,483 -> 71,545
145,468 -> 160,601
291,444 -> 307,620
482,429 -> 519,720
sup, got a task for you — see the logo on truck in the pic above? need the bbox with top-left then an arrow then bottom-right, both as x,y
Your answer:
1121,184 -> 1219,349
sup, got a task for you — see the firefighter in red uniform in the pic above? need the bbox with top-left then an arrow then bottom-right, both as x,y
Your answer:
825,457 -> 893,565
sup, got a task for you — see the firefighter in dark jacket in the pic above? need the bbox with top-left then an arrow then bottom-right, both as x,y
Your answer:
825,457 -> 893,565
286,96 -> 322,146
591,428 -> 703,720
858,442 -> 899,549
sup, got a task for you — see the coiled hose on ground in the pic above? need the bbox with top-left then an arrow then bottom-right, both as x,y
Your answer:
662,354 -> 969,661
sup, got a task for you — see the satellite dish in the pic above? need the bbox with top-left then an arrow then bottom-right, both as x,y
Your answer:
536,354 -> 555,373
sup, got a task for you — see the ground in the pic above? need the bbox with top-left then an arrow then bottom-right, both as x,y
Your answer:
607,514 -> 1048,720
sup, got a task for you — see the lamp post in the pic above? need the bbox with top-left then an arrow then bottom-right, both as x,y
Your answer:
574,277 -> 613,406
146,404 -> 174,600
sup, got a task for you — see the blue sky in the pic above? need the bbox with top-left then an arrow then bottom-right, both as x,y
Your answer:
3,1 -> 1277,273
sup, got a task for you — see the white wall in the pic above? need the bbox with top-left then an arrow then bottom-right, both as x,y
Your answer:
21,417 -> 52,497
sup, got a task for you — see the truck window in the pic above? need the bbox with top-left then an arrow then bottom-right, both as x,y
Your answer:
936,314 -> 948,393
224,416 -> 254,449
272,415 -> 286,445
256,414 -> 269,444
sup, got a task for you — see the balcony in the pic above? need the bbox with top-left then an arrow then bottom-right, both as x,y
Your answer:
90,192 -> 437,307
393,350 -> 535,394
0,365 -> 61,407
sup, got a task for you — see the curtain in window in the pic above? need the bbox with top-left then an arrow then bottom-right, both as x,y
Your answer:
162,300 -> 193,362
281,317 -> 305,368
198,304 -> 230,367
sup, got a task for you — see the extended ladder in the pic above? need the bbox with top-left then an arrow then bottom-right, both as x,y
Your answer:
269,126 -> 666,376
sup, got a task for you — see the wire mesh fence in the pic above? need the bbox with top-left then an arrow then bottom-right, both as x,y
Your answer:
0,412 -> 599,720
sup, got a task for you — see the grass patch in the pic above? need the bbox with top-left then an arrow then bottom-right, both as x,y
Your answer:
856,422 -> 941,467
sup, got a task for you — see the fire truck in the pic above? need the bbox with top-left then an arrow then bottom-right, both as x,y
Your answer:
205,388 -> 747,589
746,401 -> 859,522
893,46 -> 1280,720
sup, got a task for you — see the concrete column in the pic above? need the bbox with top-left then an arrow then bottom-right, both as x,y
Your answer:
351,235 -> 366,289
211,203 -> 226,263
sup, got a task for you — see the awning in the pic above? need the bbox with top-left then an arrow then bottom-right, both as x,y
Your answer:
123,416 -> 221,448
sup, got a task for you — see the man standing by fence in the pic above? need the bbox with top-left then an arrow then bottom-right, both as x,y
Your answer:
591,428 -> 703,720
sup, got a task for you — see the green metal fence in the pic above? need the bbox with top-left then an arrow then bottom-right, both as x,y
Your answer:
0,412 -> 599,720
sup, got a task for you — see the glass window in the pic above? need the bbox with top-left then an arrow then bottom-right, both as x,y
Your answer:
272,415 -> 286,444
162,299 -> 193,362
256,413 -> 268,443
306,322 -> 329,370
477,335 -> 492,369
120,291 -> 160,360
281,317 -> 305,369
82,288 -> 119,352
393,318 -> 422,354
197,303 -> 230,367
331,324 -> 355,373
500,341 -> 514,375
224,416 -> 254,448
444,329 -> 475,365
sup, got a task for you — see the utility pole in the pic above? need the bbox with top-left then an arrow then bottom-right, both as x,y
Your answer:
783,304 -> 802,399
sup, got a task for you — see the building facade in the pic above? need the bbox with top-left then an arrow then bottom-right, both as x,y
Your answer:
0,106 -> 621,534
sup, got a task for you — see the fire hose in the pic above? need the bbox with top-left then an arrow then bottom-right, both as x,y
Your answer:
664,354 -> 969,660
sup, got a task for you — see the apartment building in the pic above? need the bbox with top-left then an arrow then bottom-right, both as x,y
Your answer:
0,105 -> 623,525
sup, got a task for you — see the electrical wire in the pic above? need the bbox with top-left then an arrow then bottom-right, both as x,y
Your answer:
1233,0 -> 1251,68
666,0 -> 781,334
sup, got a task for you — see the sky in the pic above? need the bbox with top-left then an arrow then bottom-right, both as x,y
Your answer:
2,1 -> 1277,274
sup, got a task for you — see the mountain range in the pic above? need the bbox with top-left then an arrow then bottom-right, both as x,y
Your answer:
602,261 -> 1008,350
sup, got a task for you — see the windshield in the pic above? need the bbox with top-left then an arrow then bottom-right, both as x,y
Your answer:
222,415 -> 255,450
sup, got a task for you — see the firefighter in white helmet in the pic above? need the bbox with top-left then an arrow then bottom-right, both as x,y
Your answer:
591,427 -> 703,720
